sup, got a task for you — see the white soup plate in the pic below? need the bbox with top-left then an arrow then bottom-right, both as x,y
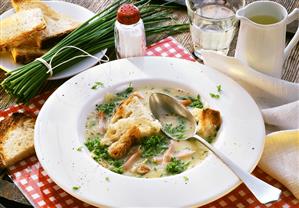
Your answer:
35,56 -> 265,207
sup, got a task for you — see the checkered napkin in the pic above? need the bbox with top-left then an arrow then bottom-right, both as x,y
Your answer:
1,37 -> 298,208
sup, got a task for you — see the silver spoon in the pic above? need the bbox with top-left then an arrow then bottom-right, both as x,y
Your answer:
149,92 -> 281,204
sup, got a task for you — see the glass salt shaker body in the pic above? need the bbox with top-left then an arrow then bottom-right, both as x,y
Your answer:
114,4 -> 146,59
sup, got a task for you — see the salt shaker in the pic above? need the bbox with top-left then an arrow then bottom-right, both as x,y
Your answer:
114,4 -> 146,59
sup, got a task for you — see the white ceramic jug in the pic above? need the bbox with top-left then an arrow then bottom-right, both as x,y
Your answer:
235,1 -> 299,78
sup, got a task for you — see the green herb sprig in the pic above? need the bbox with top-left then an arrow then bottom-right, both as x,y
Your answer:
91,82 -> 104,90
72,186 -> 80,190
209,93 -> 220,99
166,157 -> 189,174
96,86 -> 133,117
189,95 -> 204,108
96,102 -> 117,117
164,118 -> 186,139
210,85 -> 222,99
115,86 -> 133,99
85,138 -> 124,174
140,135 -> 169,158
178,95 -> 203,108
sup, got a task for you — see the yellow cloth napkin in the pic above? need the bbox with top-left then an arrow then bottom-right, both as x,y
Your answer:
202,51 -> 299,199
259,130 -> 299,199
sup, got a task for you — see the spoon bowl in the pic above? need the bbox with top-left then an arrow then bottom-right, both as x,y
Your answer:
149,92 -> 281,204
149,92 -> 196,140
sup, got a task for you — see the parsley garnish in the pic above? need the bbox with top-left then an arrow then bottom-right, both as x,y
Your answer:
96,87 -> 133,117
178,95 -> 203,109
72,186 -> 80,190
96,102 -> 117,117
140,135 -> 169,158
164,118 -> 186,139
116,86 -> 133,98
166,157 -> 189,174
209,93 -> 220,99
183,176 -> 189,184
91,82 -> 104,90
210,85 -> 222,99
217,84 -> 222,93
76,146 -> 83,152
85,138 -> 124,174
189,95 -> 203,108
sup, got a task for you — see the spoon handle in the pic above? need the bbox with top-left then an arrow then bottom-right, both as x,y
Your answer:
193,135 -> 281,204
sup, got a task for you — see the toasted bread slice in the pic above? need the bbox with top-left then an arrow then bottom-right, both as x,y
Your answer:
11,0 -> 79,49
198,108 -> 221,139
191,108 -> 221,141
12,0 -> 61,18
102,95 -> 161,146
0,8 -> 46,51
0,113 -> 36,168
10,32 -> 47,64
11,46 -> 47,64
36,16 -> 79,49
102,94 -> 161,159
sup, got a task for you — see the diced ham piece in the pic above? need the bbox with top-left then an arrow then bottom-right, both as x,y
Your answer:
136,164 -> 151,175
175,149 -> 195,159
180,99 -> 192,106
152,156 -> 163,164
132,92 -> 144,99
162,140 -> 176,164
123,148 -> 141,171
153,149 -> 195,164
98,111 -> 106,134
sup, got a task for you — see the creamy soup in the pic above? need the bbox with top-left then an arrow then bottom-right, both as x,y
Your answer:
85,86 -> 221,178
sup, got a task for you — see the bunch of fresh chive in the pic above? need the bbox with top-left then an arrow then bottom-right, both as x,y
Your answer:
1,0 -> 189,102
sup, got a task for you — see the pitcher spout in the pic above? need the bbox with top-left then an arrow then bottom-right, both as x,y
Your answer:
236,7 -> 245,20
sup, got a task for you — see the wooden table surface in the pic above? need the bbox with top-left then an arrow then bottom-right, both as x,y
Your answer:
0,0 -> 298,207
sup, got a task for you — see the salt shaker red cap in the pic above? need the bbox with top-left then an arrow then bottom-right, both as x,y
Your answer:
117,4 -> 141,25
114,3 -> 146,59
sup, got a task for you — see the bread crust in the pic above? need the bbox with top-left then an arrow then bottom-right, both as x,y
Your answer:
102,94 -> 161,158
11,0 -> 79,49
11,47 -> 46,64
0,8 -> 46,51
108,126 -> 141,159
198,108 -> 222,139
0,113 -> 36,168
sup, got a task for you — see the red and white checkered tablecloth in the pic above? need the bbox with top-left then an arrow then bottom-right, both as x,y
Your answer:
1,36 -> 298,208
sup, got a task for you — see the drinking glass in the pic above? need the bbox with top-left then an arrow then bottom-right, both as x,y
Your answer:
186,0 -> 245,58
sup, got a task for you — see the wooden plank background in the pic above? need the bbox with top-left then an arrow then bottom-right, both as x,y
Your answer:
0,0 -> 298,110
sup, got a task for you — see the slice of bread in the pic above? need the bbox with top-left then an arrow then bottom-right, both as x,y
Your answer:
11,0 -> 61,18
101,94 -> 161,159
11,46 -> 47,64
102,94 -> 161,146
36,16 -> 79,49
0,8 -> 46,52
0,113 -> 36,168
11,0 -> 79,49
10,32 -> 47,64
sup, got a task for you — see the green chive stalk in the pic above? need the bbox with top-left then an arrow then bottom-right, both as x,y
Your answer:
1,0 -> 189,102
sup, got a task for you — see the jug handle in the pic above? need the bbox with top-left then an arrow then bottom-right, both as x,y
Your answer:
284,8 -> 299,61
